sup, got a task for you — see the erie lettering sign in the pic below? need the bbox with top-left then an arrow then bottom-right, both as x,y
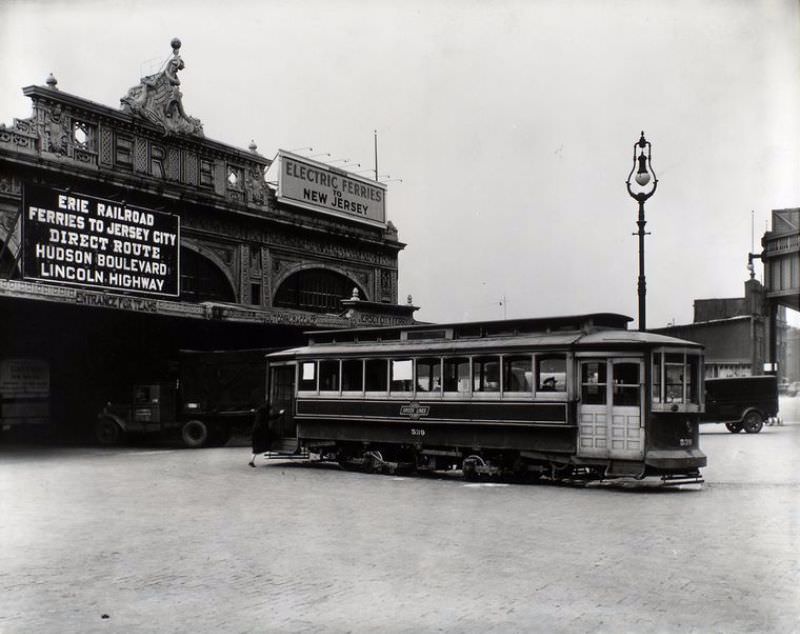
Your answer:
22,183 -> 180,297
276,150 -> 386,226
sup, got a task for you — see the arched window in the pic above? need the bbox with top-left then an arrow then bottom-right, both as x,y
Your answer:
274,268 -> 359,313
179,247 -> 235,303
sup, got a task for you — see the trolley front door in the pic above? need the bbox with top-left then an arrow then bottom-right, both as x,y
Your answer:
577,358 -> 644,461
269,364 -> 296,439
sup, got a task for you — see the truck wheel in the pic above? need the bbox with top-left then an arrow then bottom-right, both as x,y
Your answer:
743,412 -> 764,434
725,423 -> 743,433
181,420 -> 209,448
95,418 -> 123,446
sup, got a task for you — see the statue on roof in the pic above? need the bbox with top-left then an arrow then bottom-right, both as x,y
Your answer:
120,38 -> 204,137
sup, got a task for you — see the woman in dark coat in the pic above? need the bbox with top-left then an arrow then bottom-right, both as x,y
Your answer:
248,404 -> 285,467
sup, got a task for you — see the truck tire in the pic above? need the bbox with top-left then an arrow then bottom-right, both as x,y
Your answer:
725,423 -> 743,433
181,420 -> 209,448
95,418 -> 124,446
743,411 -> 764,434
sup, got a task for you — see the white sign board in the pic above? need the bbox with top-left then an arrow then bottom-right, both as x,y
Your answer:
276,151 -> 386,227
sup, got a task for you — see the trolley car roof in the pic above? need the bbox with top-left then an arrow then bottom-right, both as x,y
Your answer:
267,313 -> 702,360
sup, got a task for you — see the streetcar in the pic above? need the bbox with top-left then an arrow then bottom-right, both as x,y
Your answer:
265,313 -> 706,484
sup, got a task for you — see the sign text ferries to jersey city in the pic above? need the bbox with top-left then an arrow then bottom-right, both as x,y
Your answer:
22,183 -> 180,297
276,150 -> 386,226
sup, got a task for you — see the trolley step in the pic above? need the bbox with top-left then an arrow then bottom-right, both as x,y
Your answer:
264,437 -> 307,459
660,473 -> 704,486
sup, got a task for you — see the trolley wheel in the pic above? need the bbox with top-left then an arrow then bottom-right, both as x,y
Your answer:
462,456 -> 481,481
362,450 -> 383,473
725,422 -> 743,434
95,418 -> 124,446
743,412 -> 764,434
181,419 -> 209,448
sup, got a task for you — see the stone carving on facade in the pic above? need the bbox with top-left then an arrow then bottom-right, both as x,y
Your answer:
120,38 -> 204,137
353,270 -> 370,289
244,164 -> 268,207
185,212 -> 396,268
44,104 -> 71,155
0,172 -> 21,196
380,268 -> 393,300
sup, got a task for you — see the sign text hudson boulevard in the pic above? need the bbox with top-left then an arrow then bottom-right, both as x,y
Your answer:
22,183 -> 180,296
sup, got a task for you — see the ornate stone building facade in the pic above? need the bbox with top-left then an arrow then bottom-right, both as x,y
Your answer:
0,40 -> 415,433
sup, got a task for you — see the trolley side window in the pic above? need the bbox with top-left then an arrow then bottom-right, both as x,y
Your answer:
687,354 -> 700,404
473,356 -> 500,392
390,359 -> 414,392
665,353 -> 685,403
537,355 -> 567,393
365,359 -> 388,392
416,358 -> 441,392
612,362 -> 640,406
651,350 -> 702,407
342,359 -> 364,392
319,360 -> 340,392
503,355 -> 532,393
299,361 -> 317,391
444,357 -> 470,393
581,360 -> 607,404
652,353 -> 662,403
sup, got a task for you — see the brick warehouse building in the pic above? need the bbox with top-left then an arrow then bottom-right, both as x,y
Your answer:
0,39 -> 415,438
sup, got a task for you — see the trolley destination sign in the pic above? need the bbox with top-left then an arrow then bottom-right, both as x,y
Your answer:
276,150 -> 387,227
22,183 -> 180,296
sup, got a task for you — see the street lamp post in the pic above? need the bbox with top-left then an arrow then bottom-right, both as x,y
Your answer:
626,131 -> 658,331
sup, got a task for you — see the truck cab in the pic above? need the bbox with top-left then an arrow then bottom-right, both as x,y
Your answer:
95,349 -> 273,447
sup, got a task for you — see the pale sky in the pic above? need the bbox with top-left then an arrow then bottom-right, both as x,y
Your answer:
1,0 -> 798,327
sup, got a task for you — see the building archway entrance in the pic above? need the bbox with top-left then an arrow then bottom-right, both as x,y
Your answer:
179,247 -> 236,303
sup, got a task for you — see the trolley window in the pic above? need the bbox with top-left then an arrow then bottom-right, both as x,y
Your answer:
299,361 -> 317,391
341,359 -> 364,392
443,357 -> 470,393
581,360 -> 607,404
473,356 -> 500,393
503,355 -> 532,392
612,362 -> 640,406
665,353 -> 685,403
652,353 -> 662,403
687,354 -> 700,403
319,360 -> 340,392
652,350 -> 702,407
537,355 -> 566,392
365,359 -> 388,392
416,358 -> 441,393
390,359 -> 414,392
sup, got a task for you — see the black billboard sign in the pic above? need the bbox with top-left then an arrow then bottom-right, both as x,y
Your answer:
22,184 -> 180,297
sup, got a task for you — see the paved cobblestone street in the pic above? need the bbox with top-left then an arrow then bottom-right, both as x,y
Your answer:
1,399 -> 799,633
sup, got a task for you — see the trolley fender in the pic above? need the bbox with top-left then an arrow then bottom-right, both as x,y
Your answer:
97,412 -> 128,432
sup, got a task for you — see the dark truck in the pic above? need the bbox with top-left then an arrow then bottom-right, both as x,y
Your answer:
701,375 -> 780,434
96,349 -> 273,447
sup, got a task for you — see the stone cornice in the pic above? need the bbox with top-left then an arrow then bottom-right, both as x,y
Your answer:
22,85 -> 270,168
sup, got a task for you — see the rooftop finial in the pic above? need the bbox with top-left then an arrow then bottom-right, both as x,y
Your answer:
249,140 -> 258,153
120,37 -> 204,137
46,73 -> 58,90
